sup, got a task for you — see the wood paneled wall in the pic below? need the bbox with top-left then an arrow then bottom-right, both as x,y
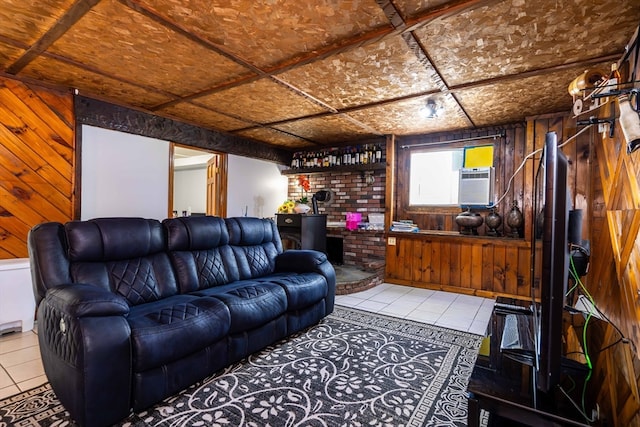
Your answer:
0,76 -> 74,258
394,124 -> 527,235
393,119 -> 591,238
386,116 -> 590,300
386,232 -> 537,299
585,30 -> 640,425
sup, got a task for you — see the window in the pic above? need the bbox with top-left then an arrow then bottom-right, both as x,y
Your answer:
409,149 -> 463,206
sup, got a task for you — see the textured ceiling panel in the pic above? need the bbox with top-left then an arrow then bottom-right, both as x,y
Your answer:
46,0 -> 254,97
277,35 -> 440,109
274,114 -> 377,143
236,127 -> 314,148
1,0 -> 638,150
347,94 -> 470,135
159,102 -> 252,132
21,56 -> 175,109
134,0 -> 392,69
455,66 -> 597,127
196,79 -> 329,124
0,42 -> 24,69
418,0 -> 640,86
393,0 -> 469,20
0,0 -> 75,44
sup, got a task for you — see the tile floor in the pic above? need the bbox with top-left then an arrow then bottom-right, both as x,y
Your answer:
0,328 -> 45,399
0,283 -> 495,400
336,282 -> 495,335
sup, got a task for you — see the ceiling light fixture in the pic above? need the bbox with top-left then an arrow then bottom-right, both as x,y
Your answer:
421,99 -> 443,119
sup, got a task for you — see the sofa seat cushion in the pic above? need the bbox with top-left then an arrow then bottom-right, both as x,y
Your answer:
269,273 -> 328,310
193,283 -> 287,334
128,295 -> 230,372
241,273 -> 328,311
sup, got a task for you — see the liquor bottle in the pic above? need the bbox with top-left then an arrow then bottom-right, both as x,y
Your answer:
375,144 -> 382,163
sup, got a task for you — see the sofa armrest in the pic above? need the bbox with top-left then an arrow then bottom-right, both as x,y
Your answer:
38,285 -> 132,426
45,284 -> 130,317
275,250 -> 336,314
275,249 -> 328,272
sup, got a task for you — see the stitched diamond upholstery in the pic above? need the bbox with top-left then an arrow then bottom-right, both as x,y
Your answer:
225,217 -> 281,280
65,218 -> 178,305
207,283 -> 287,334
164,216 -> 238,292
28,215 -> 336,427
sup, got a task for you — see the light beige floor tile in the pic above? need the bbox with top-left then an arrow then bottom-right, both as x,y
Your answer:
18,374 -> 47,391
0,332 -> 38,354
435,317 -> 473,331
356,299 -> 387,312
0,345 -> 41,367
0,384 -> 20,400
0,368 -> 13,389
406,309 -> 441,324
5,359 -> 45,384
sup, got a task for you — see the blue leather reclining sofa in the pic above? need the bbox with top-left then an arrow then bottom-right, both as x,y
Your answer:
28,215 -> 336,427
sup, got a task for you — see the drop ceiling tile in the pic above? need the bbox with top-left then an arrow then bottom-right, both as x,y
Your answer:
135,0 -> 392,69
196,78 -> 329,124
277,35 -> 440,109
45,0 -> 254,97
21,56 -> 174,109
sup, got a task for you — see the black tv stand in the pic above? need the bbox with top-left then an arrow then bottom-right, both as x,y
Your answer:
466,298 -> 595,427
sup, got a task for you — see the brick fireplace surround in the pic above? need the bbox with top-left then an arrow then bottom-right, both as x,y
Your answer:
286,170 -> 386,294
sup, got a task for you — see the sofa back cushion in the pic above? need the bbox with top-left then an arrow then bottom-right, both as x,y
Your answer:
225,217 -> 283,280
65,218 -> 178,305
164,216 -> 238,293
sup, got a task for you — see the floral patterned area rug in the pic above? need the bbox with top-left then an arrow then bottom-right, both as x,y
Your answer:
0,306 -> 483,427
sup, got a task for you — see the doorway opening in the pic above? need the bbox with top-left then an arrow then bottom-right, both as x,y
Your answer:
171,144 -> 227,217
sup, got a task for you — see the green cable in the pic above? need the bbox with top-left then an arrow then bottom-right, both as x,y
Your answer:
570,254 -> 594,421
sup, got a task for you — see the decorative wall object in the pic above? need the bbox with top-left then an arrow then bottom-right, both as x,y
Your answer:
506,200 -> 524,238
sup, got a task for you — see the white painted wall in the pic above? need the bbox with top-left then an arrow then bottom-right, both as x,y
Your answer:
81,125 -> 170,220
227,154 -> 288,218
173,167 -> 207,215
80,125 -> 287,220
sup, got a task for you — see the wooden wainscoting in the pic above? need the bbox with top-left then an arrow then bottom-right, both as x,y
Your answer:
385,231 -> 540,300
0,76 -> 74,259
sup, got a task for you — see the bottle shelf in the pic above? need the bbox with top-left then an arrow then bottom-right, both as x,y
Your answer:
281,162 -> 386,175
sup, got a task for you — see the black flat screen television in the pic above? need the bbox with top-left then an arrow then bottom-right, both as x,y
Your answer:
535,131 -> 570,393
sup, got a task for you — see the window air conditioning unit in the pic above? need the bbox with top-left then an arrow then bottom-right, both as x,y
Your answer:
458,167 -> 494,206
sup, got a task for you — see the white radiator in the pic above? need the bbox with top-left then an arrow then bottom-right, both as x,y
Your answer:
0,258 -> 35,334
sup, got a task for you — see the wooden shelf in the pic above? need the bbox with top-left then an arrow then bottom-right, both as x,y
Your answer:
387,229 -> 532,247
281,162 -> 386,175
